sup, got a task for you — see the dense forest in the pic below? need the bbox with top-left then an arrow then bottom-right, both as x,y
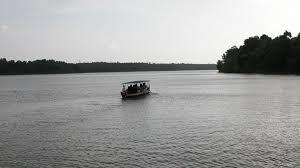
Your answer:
217,31 -> 300,74
0,58 -> 216,75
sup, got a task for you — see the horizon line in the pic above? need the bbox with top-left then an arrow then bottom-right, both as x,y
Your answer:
0,58 -> 216,65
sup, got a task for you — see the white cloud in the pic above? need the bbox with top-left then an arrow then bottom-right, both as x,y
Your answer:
48,0 -> 116,15
54,7 -> 82,15
0,24 -> 8,33
106,42 -> 121,52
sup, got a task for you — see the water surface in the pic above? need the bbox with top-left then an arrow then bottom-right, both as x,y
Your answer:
0,70 -> 299,167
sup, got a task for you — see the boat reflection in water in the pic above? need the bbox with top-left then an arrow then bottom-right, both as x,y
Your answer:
121,80 -> 150,99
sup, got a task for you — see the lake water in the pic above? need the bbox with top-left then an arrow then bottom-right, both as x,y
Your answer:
0,70 -> 299,167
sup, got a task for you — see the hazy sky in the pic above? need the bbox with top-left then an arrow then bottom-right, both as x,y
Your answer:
0,0 -> 300,63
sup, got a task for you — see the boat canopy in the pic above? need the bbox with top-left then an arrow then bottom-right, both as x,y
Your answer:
122,80 -> 150,85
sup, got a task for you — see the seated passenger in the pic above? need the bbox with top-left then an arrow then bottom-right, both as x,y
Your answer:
128,85 -> 132,93
133,84 -> 138,93
139,83 -> 143,90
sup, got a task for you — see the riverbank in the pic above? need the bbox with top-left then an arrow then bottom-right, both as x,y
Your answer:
0,58 -> 216,75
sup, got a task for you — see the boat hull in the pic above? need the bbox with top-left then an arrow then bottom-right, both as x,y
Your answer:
121,90 -> 150,98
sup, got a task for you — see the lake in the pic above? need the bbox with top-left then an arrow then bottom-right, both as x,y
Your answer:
0,70 -> 299,167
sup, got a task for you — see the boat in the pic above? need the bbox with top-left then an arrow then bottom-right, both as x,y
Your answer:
121,80 -> 150,98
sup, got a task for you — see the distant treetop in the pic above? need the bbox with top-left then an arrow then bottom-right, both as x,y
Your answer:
217,31 -> 300,74
0,58 -> 216,75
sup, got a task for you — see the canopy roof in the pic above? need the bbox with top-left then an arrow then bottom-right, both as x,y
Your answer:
122,80 -> 150,85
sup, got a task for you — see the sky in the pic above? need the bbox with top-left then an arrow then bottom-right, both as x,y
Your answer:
0,0 -> 300,63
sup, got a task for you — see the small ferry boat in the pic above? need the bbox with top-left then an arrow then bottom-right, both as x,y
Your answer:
121,80 -> 150,98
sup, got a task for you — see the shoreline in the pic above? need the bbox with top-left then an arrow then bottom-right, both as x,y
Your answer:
0,69 -> 217,76
0,58 -> 216,76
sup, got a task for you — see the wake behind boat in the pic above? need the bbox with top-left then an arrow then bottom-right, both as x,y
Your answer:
121,80 -> 150,98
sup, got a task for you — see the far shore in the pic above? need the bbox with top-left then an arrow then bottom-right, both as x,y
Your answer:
0,58 -> 216,76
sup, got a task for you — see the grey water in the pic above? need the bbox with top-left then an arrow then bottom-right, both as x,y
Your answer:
0,70 -> 299,167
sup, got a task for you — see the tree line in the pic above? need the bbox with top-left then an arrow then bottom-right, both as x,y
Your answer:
0,58 -> 216,75
217,31 -> 300,74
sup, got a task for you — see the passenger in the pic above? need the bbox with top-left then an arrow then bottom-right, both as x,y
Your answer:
139,83 -> 143,90
128,85 -> 132,93
133,84 -> 137,93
